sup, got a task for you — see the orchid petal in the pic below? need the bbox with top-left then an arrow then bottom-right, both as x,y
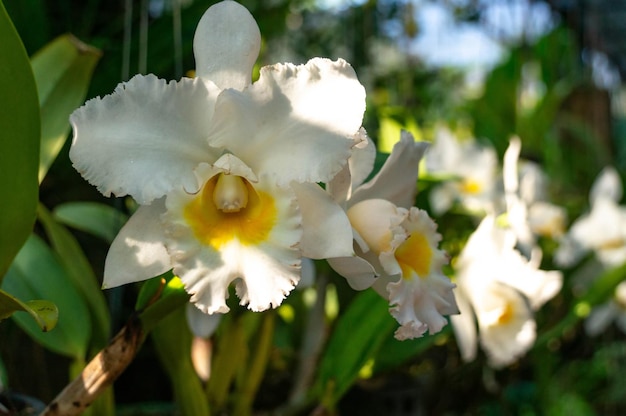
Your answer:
103,199 -> 171,289
584,302 -> 616,337
207,58 -> 365,184
186,303 -> 222,337
351,131 -> 428,208
450,288 -> 478,362
292,182 -> 354,259
590,166 -> 622,205
193,0 -> 261,90
347,128 -> 376,190
475,283 -> 536,368
327,255 -> 378,290
70,74 -> 221,204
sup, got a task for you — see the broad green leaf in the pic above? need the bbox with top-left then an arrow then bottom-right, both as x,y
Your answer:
0,288 -> 58,332
31,34 -> 101,182
53,201 -> 128,243
1,234 -> 91,359
0,0 -> 40,280
372,326 -> 449,374
313,289 -> 396,408
38,203 -> 110,347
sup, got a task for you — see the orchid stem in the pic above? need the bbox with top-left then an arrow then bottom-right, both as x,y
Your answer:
40,317 -> 143,416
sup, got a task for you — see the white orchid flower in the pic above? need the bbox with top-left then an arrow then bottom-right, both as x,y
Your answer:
327,131 -> 459,340
69,1 -> 365,314
555,167 -> 626,268
425,126 -> 498,216
503,137 -> 567,256
451,215 -> 562,367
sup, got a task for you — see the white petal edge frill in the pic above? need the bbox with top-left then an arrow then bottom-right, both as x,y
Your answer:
206,58 -> 366,185
163,173 -> 302,314
70,74 -> 222,205
103,199 -> 171,289
193,1 -> 261,91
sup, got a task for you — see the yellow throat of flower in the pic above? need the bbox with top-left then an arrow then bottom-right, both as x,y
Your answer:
460,178 -> 482,195
184,173 -> 277,249
395,231 -> 433,279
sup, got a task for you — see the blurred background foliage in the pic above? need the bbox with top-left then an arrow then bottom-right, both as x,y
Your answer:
1,0 -> 625,414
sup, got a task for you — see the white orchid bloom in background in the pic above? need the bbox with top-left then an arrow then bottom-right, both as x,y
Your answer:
451,215 -> 562,368
69,1 -> 365,314
556,167 -> 626,268
503,137 -> 567,257
425,126 -> 498,216
327,131 -> 459,340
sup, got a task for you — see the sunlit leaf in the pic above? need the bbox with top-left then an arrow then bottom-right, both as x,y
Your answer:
37,203 -> 110,347
53,201 -> 128,243
1,234 -> 91,359
0,1 -> 40,280
31,34 -> 101,182
0,288 -> 58,332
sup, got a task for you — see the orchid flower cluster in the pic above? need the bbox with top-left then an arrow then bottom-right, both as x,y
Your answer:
69,1 -> 458,341
426,131 -> 564,367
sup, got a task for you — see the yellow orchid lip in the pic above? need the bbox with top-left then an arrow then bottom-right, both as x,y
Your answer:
184,173 -> 277,250
395,231 -> 433,280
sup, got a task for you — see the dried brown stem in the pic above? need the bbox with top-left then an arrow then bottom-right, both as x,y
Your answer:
40,318 -> 143,416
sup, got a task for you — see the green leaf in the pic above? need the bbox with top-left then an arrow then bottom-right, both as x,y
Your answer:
0,0 -> 40,280
38,203 -> 110,347
138,274 -> 190,333
53,201 -> 128,243
0,288 -> 58,332
31,34 -> 101,183
151,306 -> 210,416
1,234 -> 91,359
313,289 -> 396,408
372,326 -> 449,374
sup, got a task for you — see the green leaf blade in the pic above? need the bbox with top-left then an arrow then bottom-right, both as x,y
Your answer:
53,201 -> 128,243
1,234 -> 92,359
0,0 -> 41,279
38,203 -> 110,347
31,34 -> 101,182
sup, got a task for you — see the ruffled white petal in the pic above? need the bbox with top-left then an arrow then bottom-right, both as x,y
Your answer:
206,58 -> 365,185
103,199 -> 171,288
386,275 -> 456,340
292,182 -> 354,259
351,131 -> 428,209
193,0 -> 261,90
164,173 -> 302,313
70,74 -> 221,204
